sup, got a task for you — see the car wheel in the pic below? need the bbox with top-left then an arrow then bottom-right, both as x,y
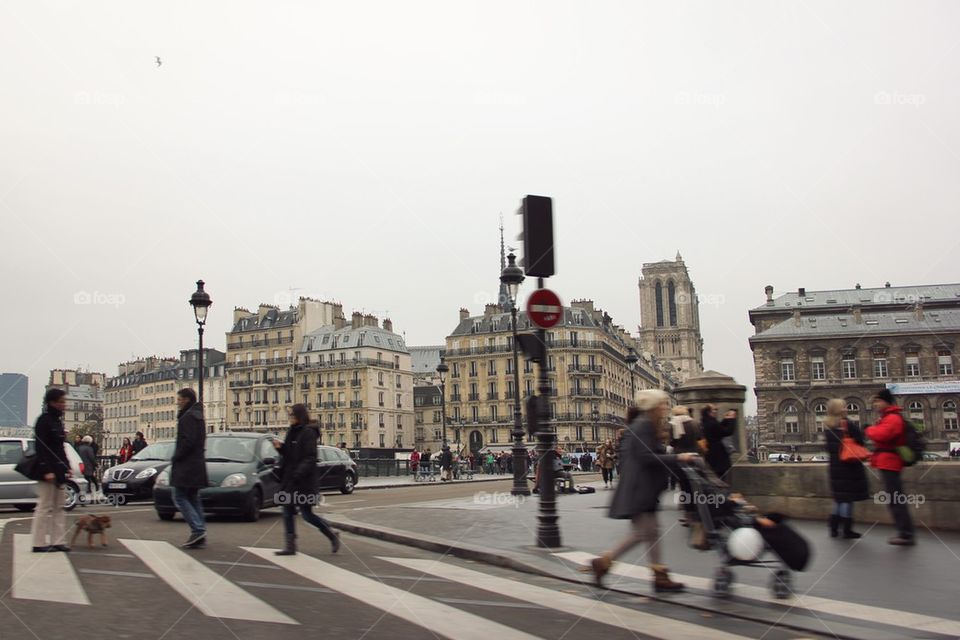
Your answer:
15,504 -> 36,512
243,487 -> 262,522
63,482 -> 80,511
157,511 -> 175,521
340,473 -> 356,495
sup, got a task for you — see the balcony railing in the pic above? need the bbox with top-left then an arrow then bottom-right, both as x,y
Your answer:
487,392 -> 500,400
450,394 -> 462,402
300,383 -> 310,390
350,401 -> 363,408
568,364 -> 604,374
468,393 -> 481,401
229,380 -> 253,388
351,380 -> 362,387
296,358 -> 398,371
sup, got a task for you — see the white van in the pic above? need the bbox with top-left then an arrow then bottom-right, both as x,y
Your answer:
767,453 -> 791,463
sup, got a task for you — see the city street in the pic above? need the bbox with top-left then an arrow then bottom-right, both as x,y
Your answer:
3,480 -> 959,639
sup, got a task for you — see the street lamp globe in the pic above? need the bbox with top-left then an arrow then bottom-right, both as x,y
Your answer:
436,361 -> 449,382
625,347 -> 639,369
190,280 -> 212,326
500,252 -> 525,304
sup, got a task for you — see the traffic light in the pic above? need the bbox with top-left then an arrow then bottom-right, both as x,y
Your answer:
525,395 -> 543,437
516,332 -> 545,363
517,195 -> 555,278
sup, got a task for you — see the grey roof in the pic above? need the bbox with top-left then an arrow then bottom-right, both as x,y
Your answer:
754,283 -> 960,311
449,307 -> 614,339
301,325 -> 408,354
751,309 -> 960,341
231,307 -> 299,332
409,345 -> 443,374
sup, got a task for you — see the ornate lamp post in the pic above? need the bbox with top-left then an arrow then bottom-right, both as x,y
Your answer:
625,347 -> 639,405
500,252 -> 530,496
436,361 -> 449,447
189,281 -> 212,420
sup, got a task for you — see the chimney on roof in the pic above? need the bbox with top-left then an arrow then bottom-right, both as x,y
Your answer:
459,308 -> 470,322
885,282 -> 891,288
855,283 -> 861,290
258,304 -> 274,320
484,303 -> 499,317
364,314 -> 378,328
765,285 -> 774,305
383,318 -> 393,332
351,312 -> 363,329
852,304 -> 863,324
333,314 -> 346,330
798,287 -> 806,298
233,307 -> 252,324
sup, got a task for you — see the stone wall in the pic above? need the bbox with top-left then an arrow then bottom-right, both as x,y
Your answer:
728,463 -> 960,531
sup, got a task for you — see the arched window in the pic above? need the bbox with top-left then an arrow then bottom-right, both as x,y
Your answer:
668,280 -> 678,326
783,403 -> 800,434
814,403 -> 828,432
654,282 -> 664,327
944,401 -> 958,431
908,401 -> 924,423
846,402 -> 861,425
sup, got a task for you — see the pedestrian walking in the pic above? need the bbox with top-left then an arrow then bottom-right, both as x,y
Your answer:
30,388 -> 72,552
823,399 -> 868,539
702,404 -> 737,480
170,388 -> 208,549
439,445 -> 453,481
273,404 -> 340,556
586,391 -> 698,592
866,389 -> 915,546
77,435 -> 99,499
596,439 -> 617,488
118,437 -> 135,463
669,405 -> 702,528
132,431 -> 148,454
410,448 -> 420,477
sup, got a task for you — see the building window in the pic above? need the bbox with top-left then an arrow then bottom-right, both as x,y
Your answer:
873,358 -> 889,379
379,433 -> 385,448
811,357 -> 825,381
905,355 -> 920,377
667,280 -> 678,327
846,402 -> 861,425
780,360 -> 795,382
944,401 -> 958,430
907,401 -> 924,424
489,428 -> 498,443
471,406 -> 479,422
842,357 -> 857,379
783,404 -> 800,434
490,406 -> 498,421
938,350 -> 954,376
814,403 -> 827,432
654,281 -> 664,327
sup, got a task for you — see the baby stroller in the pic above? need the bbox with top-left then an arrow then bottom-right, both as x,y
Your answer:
681,465 -> 810,599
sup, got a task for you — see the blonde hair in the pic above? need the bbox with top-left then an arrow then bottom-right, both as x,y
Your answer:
671,405 -> 688,417
824,398 -> 847,428
636,389 -> 670,412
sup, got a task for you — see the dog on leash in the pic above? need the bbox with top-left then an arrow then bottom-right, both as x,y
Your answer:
70,515 -> 112,548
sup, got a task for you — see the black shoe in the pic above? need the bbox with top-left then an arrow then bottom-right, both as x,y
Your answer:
182,531 -> 207,548
841,517 -> 861,539
331,533 -> 341,554
828,514 -> 840,538
32,546 -> 53,553
51,545 -> 71,552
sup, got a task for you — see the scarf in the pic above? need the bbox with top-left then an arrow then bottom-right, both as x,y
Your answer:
669,415 -> 690,441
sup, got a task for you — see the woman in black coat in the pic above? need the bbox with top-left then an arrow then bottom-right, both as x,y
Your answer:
272,404 -> 339,556
702,405 -> 736,480
586,391 -> 698,593
30,389 -> 71,552
822,398 -> 869,539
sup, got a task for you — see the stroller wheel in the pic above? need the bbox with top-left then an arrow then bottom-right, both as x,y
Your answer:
770,569 -> 792,599
712,567 -> 733,597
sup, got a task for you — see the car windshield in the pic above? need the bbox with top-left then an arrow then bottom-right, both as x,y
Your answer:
205,437 -> 256,462
132,442 -> 176,462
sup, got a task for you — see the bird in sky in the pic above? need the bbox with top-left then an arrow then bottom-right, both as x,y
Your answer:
155,56 -> 162,67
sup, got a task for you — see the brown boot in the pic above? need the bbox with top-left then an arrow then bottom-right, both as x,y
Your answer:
652,565 -> 685,593
579,554 -> 612,587
689,522 -> 710,550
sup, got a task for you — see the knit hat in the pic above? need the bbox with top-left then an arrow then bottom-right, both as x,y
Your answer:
874,388 -> 895,405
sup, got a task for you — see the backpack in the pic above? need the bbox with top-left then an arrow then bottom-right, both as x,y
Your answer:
897,417 -> 926,466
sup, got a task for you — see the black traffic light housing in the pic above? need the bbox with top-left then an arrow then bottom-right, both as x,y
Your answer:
516,332 -> 545,363
518,195 -> 555,278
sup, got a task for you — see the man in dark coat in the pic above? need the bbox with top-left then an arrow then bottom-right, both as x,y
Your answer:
132,431 -> 148,454
77,436 -> 99,497
439,445 -> 453,481
702,405 -> 736,480
31,388 -> 72,552
170,388 -> 208,548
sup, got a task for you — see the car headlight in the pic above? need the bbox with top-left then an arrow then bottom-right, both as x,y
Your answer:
155,470 -> 170,487
136,468 -> 158,479
220,473 -> 248,488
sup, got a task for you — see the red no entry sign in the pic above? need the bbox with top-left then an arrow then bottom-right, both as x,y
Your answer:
527,288 -> 563,328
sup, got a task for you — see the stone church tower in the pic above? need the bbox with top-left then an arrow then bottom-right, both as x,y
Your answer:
638,253 -> 704,382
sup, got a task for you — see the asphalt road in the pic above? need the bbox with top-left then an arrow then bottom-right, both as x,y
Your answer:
0,483 -> 809,640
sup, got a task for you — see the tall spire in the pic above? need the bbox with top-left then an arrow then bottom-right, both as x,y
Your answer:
498,215 -> 510,309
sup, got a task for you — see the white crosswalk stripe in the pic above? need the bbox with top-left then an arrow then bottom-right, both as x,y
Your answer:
243,546 -> 541,640
554,551 -> 960,637
12,534 -> 90,605
380,556 -> 751,640
119,539 -> 297,625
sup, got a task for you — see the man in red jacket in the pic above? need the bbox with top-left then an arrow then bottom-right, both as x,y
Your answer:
865,389 -> 915,546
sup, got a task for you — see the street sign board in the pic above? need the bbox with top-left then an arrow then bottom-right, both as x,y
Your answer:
526,288 -> 563,328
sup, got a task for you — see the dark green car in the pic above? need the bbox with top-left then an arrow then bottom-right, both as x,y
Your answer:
152,432 -> 358,522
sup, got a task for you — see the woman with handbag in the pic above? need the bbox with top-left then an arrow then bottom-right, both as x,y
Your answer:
823,398 -> 869,539
30,389 -> 72,552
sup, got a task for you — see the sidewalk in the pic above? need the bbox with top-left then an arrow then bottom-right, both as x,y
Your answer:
354,470 -> 596,490
328,480 -> 960,640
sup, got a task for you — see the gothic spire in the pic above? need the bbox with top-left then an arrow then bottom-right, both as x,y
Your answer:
498,215 -> 510,309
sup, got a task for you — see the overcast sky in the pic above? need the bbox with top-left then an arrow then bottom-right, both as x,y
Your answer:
2,1 -> 959,419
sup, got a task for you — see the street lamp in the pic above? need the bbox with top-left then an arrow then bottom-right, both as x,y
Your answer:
436,361 -> 449,446
500,252 -> 530,496
625,347 -> 639,405
189,280 -> 212,427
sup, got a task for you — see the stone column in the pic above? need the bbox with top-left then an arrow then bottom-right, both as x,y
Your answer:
672,370 -> 749,463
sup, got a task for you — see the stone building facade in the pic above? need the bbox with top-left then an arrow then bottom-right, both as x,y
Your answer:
413,384 -> 443,451
103,357 -> 178,450
638,254 -> 704,383
749,283 -> 960,453
442,300 -> 667,455
46,369 -> 106,437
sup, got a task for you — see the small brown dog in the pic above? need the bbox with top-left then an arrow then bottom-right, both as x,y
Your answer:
70,515 -> 112,548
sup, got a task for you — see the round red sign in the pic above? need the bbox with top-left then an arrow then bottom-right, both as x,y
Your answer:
526,288 -> 563,328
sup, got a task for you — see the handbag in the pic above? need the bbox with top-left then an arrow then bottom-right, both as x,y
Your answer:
14,451 -> 41,480
839,420 -> 870,463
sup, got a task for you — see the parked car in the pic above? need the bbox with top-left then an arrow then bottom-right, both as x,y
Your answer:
921,452 -> 944,461
0,437 -> 89,511
102,441 -> 175,501
152,433 -> 358,522
809,455 -> 829,462
767,453 -> 790,463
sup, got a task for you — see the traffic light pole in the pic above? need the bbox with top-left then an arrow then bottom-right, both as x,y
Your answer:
535,277 -> 561,548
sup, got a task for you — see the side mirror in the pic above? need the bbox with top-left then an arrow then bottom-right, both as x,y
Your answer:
262,457 -> 277,467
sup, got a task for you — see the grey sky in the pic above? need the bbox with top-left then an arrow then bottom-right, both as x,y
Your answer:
2,1 -> 959,418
